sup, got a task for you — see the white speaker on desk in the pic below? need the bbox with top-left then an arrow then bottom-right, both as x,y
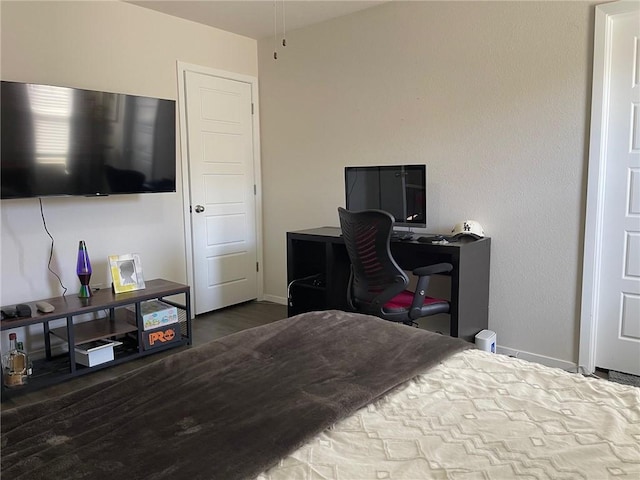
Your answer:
475,329 -> 496,353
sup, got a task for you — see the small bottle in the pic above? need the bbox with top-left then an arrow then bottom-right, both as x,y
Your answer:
16,341 -> 33,377
2,333 -> 31,387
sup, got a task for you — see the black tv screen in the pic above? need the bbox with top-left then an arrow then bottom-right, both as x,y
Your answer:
1,81 -> 176,199
345,164 -> 427,228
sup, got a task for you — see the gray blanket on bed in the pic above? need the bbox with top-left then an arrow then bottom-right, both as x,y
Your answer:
1,310 -> 471,480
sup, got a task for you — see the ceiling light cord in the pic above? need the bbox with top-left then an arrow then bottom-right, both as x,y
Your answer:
273,0 -> 278,59
274,0 -> 287,59
281,0 -> 287,47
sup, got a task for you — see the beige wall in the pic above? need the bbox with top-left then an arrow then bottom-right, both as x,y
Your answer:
1,0 -> 598,366
0,1 -> 257,317
258,1 -> 596,366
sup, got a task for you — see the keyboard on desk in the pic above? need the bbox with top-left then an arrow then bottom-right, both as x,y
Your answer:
390,231 -> 414,241
416,235 -> 448,243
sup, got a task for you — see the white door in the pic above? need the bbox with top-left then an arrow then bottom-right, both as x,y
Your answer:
589,4 -> 640,376
183,70 -> 258,315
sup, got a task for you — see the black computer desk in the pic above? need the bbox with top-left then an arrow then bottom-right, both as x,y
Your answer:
286,227 -> 491,342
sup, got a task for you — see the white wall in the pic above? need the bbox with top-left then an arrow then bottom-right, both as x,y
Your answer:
258,1 -> 596,366
0,1 -> 257,349
1,0 -> 598,367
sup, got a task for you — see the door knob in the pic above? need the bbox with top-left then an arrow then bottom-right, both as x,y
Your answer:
194,205 -> 205,213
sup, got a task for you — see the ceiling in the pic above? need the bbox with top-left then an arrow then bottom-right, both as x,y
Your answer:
128,1 -> 387,40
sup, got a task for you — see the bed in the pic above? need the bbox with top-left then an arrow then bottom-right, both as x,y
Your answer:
2,310 -> 639,479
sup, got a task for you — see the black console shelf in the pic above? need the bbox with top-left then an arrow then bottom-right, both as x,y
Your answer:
1,278 -> 191,399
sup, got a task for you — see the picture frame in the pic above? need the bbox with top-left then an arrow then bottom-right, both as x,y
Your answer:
108,253 -> 145,294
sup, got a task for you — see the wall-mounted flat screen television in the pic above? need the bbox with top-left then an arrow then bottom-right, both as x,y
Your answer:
1,81 -> 176,199
345,164 -> 427,228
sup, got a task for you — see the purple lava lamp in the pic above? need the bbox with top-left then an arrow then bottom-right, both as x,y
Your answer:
76,240 -> 92,298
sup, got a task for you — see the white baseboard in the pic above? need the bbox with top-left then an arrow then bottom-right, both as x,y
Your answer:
496,345 -> 578,372
262,294 -> 287,306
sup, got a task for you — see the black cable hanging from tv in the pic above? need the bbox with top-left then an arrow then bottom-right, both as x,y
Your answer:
39,198 -> 68,297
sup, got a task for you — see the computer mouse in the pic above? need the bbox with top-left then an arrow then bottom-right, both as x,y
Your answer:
36,301 -> 55,313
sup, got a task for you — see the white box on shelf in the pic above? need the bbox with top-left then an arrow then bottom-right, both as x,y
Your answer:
126,300 -> 179,331
74,339 -> 122,367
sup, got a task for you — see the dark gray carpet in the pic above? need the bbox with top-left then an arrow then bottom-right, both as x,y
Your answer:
609,370 -> 640,387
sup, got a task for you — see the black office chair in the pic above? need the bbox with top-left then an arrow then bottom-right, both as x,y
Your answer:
338,207 -> 452,326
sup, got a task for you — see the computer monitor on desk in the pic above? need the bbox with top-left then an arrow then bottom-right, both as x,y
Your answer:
344,165 -> 427,237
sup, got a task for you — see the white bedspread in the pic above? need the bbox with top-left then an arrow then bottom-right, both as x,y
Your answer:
258,349 -> 640,479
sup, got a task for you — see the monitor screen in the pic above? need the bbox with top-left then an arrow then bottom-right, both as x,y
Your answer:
1,81 -> 176,199
344,164 -> 427,228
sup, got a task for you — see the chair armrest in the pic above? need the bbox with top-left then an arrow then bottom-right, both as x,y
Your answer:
410,263 -> 453,316
413,262 -> 453,277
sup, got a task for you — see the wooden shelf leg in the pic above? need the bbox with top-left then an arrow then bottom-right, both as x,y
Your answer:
44,321 -> 52,360
66,315 -> 76,374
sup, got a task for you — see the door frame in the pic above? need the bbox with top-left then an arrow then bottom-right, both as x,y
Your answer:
176,61 -> 264,315
578,1 -> 637,374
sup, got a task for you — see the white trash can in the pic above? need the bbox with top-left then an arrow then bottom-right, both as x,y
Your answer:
475,329 -> 496,353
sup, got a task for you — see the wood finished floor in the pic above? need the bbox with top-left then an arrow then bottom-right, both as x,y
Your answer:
1,300 -> 287,410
